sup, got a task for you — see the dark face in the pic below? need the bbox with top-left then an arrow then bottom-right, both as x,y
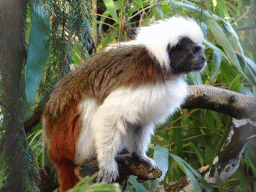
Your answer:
168,37 -> 206,74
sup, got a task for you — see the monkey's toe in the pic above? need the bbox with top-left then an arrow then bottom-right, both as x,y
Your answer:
97,167 -> 119,183
132,153 -> 157,171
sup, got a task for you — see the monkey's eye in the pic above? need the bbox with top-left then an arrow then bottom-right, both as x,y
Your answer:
192,45 -> 202,54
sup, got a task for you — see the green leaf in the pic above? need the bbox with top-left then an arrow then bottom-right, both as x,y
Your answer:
128,176 -> 148,192
27,129 -> 43,146
188,71 -> 203,85
153,5 -> 163,20
69,172 -> 122,192
170,0 -> 220,21
25,9 -> 31,45
98,29 -> 118,49
243,55 -> 256,85
190,143 -> 204,167
201,22 -> 208,37
237,166 -> 251,191
203,39 -> 228,60
103,0 -> 118,20
133,0 -> 143,9
153,145 -> 169,181
244,138 -> 256,174
240,87 -> 254,96
205,18 -> 243,74
171,154 -> 213,192
162,2 -> 169,16
245,65 -> 256,86
205,144 -> 216,165
25,3 -> 50,104
98,10 -> 116,39
211,50 -> 222,81
222,20 -> 245,58
170,0 -> 204,15
171,154 -> 202,191
72,45 -> 82,65
244,56 -> 256,73
228,74 -> 243,92
173,127 -> 183,157
210,111 -> 224,128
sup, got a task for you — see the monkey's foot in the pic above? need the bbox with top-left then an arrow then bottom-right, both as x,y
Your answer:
132,153 -> 157,170
97,165 -> 119,183
131,153 -> 161,182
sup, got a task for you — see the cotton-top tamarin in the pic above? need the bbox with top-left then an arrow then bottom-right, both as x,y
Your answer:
42,16 -> 206,191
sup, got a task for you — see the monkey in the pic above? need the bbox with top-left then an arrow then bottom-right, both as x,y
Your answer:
42,17 -> 206,192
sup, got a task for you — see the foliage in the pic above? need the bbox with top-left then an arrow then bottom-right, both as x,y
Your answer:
0,1 -> 40,191
26,0 -> 96,105
67,172 -> 121,192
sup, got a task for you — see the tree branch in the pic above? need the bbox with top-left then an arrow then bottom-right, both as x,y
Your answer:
182,85 -> 256,119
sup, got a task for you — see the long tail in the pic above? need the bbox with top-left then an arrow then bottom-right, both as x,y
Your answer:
54,158 -> 80,192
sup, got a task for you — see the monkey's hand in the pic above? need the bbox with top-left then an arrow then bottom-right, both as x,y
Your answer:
97,161 -> 119,183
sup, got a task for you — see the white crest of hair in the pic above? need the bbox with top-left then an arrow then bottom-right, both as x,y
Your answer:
134,16 -> 204,70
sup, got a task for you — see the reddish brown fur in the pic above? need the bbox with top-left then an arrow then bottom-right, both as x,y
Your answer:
44,99 -> 81,191
43,44 -> 173,191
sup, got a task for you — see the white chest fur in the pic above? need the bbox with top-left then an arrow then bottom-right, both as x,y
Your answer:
75,77 -> 188,165
102,77 -> 188,125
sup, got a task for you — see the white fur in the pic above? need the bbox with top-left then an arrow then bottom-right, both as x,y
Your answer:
74,98 -> 98,164
75,78 -> 188,181
135,17 -> 204,69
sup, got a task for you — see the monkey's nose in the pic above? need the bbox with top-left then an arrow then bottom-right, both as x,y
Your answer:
197,55 -> 206,65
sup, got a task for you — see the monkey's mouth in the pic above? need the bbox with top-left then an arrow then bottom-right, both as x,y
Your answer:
192,57 -> 206,71
193,62 -> 205,70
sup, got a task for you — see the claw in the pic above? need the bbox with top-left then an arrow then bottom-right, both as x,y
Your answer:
132,153 -> 157,171
97,166 -> 119,183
